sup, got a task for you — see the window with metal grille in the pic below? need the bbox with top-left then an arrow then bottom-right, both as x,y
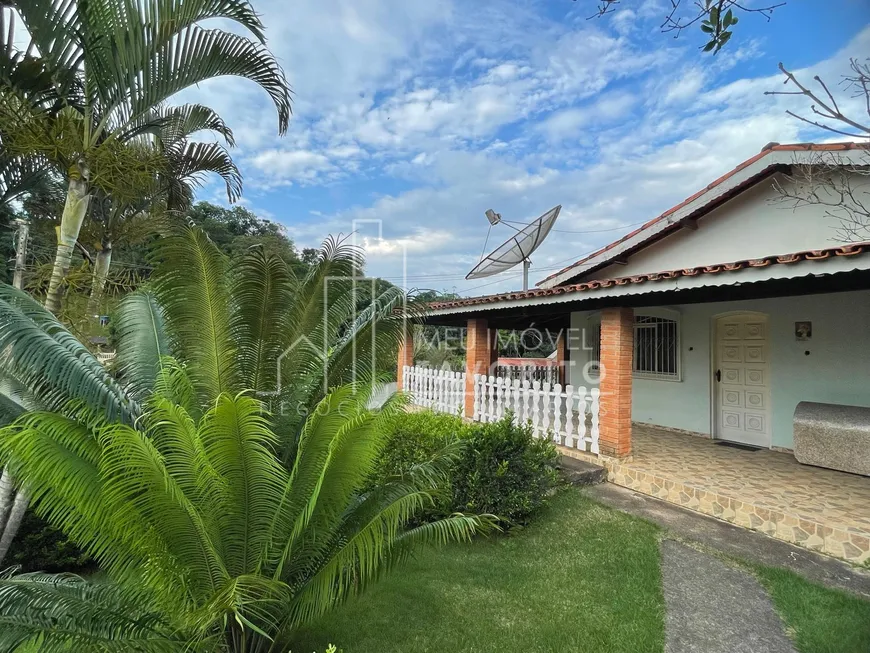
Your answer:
633,316 -> 679,378
587,324 -> 601,376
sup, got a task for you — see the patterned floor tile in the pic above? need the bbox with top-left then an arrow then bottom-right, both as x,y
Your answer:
604,425 -> 870,564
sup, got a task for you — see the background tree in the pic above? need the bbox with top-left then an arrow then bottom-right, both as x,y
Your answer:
585,0 -> 784,52
766,58 -> 870,241
0,0 -> 291,314
85,106 -> 242,319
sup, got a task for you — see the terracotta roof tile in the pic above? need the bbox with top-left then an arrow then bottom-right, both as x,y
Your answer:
427,243 -> 870,312
538,141 -> 870,286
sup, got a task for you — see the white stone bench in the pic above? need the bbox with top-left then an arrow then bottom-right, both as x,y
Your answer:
793,402 -> 870,476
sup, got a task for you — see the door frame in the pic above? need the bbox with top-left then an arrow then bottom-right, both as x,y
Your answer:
709,310 -> 772,448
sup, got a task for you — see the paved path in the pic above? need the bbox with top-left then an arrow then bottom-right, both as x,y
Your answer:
662,540 -> 797,653
586,482 -> 870,598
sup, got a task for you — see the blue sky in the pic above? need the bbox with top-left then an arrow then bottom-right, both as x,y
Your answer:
190,0 -> 870,295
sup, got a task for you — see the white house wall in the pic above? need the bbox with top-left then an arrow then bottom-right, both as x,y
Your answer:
567,289 -> 870,449
590,173 -> 862,282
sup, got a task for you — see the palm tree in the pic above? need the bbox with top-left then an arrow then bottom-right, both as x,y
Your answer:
86,105 -> 242,318
0,369 -> 490,651
0,0 -> 291,314
0,225 -> 422,559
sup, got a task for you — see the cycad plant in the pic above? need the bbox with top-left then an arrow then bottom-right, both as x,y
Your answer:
0,380 -> 488,651
0,228 -> 492,650
0,0 -> 291,314
0,224 -> 419,555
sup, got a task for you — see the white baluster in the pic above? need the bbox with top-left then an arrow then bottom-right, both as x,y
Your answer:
471,374 -> 484,422
590,388 -> 601,454
487,375 -> 496,422
420,368 -> 427,406
419,367 -> 425,406
576,386 -> 587,450
409,367 -> 416,404
522,379 -> 532,427
540,381 -> 551,437
564,385 -> 575,448
531,379 -> 541,437
438,370 -> 446,412
512,378 -> 522,425
495,377 -> 505,419
552,383 -> 563,446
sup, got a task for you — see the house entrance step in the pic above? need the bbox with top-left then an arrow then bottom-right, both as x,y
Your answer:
558,456 -> 606,486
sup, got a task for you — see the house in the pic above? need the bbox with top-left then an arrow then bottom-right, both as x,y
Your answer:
397,142 -> 870,562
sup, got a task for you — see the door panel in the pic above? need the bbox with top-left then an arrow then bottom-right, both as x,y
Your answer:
715,314 -> 771,448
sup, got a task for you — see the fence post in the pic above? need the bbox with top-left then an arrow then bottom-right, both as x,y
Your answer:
590,388 -> 601,454
564,385 -> 574,448
552,383 -> 563,446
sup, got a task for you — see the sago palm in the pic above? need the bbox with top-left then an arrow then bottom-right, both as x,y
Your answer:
114,225 -> 416,453
0,224 -> 421,559
0,371 -> 491,651
0,0 -> 291,314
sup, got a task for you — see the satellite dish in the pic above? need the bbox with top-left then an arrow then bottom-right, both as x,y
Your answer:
467,205 -> 561,290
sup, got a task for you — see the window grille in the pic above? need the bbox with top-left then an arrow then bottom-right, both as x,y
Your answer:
587,324 -> 601,375
633,316 -> 679,378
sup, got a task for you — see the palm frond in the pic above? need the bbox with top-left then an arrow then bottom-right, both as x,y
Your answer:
197,394 -> 288,577
152,226 -> 238,403
230,248 -> 292,394
158,103 -> 236,147
113,289 -> 170,401
167,141 -> 242,209
0,284 -> 137,424
0,570 -> 183,653
0,151 -> 48,207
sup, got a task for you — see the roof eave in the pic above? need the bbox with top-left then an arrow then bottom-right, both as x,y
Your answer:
537,146 -> 870,289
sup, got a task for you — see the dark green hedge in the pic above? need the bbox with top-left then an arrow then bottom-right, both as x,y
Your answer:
7,511 -> 92,573
370,410 -> 559,527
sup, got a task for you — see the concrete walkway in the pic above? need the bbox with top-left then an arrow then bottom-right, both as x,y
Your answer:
586,482 -> 870,598
661,540 -> 796,653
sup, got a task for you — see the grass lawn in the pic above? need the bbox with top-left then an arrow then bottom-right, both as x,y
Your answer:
293,488 -> 870,653
293,489 -> 666,653
757,566 -> 870,653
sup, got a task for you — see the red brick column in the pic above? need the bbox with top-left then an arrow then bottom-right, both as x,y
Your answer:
599,308 -> 633,458
396,328 -> 414,392
465,318 -> 495,417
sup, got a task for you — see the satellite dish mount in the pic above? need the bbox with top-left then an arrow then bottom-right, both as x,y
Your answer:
467,205 -> 561,291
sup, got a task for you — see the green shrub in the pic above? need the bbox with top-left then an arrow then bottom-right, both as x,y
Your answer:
370,410 -> 470,480
6,510 -> 92,573
453,417 -> 559,526
371,411 -> 559,527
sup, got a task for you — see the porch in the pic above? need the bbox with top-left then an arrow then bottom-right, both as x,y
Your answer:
579,424 -> 870,564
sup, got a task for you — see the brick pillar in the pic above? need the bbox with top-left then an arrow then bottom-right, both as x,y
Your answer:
465,318 -> 495,417
599,307 -> 633,458
396,327 -> 414,392
555,331 -> 567,385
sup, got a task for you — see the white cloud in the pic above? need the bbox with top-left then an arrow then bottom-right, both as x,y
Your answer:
249,149 -> 333,185
171,0 -> 868,296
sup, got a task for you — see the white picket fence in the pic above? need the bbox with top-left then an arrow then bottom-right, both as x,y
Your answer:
402,365 -> 600,454
402,366 -> 466,415
494,363 -> 559,386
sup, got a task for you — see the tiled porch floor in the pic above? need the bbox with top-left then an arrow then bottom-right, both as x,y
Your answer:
597,425 -> 870,564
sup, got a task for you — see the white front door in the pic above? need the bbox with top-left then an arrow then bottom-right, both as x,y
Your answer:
715,314 -> 771,448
